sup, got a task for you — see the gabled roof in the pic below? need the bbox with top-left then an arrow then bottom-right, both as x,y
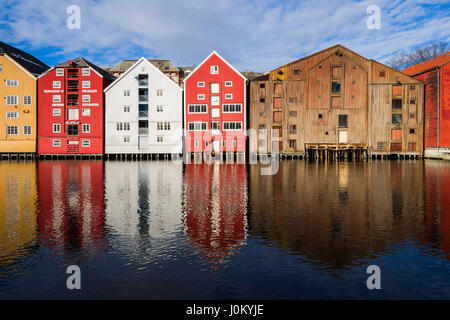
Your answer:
402,51 -> 450,76
0,41 -> 49,77
183,51 -> 247,82
104,57 -> 182,93
53,57 -> 116,81
148,59 -> 179,72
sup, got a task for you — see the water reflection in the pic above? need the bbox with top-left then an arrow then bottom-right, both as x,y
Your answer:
184,164 -> 247,266
248,161 -> 430,268
37,161 -> 106,257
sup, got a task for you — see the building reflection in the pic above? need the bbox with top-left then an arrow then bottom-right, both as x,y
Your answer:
184,164 -> 247,265
104,161 -> 184,260
37,161 -> 106,254
248,161 -> 427,268
0,162 -> 37,266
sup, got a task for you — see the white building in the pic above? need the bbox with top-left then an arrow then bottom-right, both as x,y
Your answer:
104,57 -> 183,155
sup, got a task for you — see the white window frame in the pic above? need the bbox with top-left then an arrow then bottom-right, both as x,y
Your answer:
6,111 -> 19,119
53,139 -> 61,147
82,139 -> 90,147
82,124 -> 91,133
68,109 -> 79,120
53,108 -> 61,116
211,65 -> 219,74
53,123 -> 61,133
222,103 -> 242,113
211,96 -> 220,106
6,96 -> 18,105
82,80 -> 91,88
23,125 -> 32,135
82,68 -> 90,76
157,89 -> 164,96
225,81 -> 233,87
82,95 -> 90,103
124,90 -> 130,96
82,108 -> 90,116
156,105 -> 163,112
56,68 -> 64,76
124,106 -> 131,112
53,81 -> 61,89
197,94 -> 205,100
188,104 -> 208,114
224,93 -> 233,100
23,96 -> 32,105
210,83 -> 220,93
53,95 -> 61,103
197,81 -> 205,87
6,126 -> 18,135
6,80 -> 19,87
223,121 -> 243,131
157,136 -> 163,142
188,122 -> 207,131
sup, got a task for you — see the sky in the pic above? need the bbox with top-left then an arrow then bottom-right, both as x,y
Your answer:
0,0 -> 449,72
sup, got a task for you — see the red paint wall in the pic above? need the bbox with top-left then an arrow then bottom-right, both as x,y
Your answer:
184,53 -> 247,153
37,65 -> 112,154
441,63 -> 450,147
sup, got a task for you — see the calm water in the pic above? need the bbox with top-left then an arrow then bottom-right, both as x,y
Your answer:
1,160 -> 450,299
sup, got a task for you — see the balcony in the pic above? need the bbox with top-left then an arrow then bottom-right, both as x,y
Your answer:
139,104 -> 148,118
67,80 -> 79,92
67,69 -> 79,78
138,74 -> 148,86
139,120 -> 148,136
67,94 -> 79,106
139,88 -> 148,102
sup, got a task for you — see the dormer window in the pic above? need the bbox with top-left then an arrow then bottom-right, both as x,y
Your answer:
210,65 -> 219,74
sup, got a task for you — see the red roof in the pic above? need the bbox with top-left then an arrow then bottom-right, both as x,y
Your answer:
402,51 -> 450,75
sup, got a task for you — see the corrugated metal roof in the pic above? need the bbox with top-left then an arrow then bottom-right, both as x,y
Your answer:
0,41 -> 49,76
402,51 -> 450,75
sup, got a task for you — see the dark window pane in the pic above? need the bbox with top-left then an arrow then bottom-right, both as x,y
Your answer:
338,115 -> 348,127
392,114 -> 402,125
392,99 -> 402,109
332,81 -> 341,94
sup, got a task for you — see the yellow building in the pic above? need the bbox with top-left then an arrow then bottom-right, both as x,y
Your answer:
0,41 -> 48,154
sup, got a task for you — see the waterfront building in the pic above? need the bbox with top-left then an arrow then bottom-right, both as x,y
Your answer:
249,44 -> 424,160
37,58 -> 115,156
184,51 -> 247,162
104,57 -> 183,156
403,51 -> 450,160
0,41 -> 49,156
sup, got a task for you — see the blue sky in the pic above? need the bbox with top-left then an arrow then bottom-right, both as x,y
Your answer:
0,0 -> 449,71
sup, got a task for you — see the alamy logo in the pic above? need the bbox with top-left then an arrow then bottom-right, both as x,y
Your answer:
66,265 -> 81,290
366,265 -> 381,290
366,5 -> 381,30
66,5 -> 81,30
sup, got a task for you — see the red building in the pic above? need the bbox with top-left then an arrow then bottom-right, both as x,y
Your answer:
37,58 -> 115,155
403,52 -> 450,159
183,51 -> 247,162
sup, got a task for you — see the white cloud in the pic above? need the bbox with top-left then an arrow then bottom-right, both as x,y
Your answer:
1,0 -> 449,71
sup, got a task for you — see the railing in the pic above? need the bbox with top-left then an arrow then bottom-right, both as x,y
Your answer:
138,79 -> 148,86
139,95 -> 148,102
139,110 -> 148,118
139,127 -> 149,135
67,69 -> 79,78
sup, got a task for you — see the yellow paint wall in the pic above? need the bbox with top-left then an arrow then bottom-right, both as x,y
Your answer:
0,54 -> 37,153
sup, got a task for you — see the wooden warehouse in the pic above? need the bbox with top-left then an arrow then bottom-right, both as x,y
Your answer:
249,45 -> 424,160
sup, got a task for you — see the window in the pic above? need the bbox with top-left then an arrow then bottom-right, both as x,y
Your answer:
410,128 -> 416,134
225,81 -> 232,87
23,126 -> 32,135
157,89 -> 164,96
293,69 -> 300,75
53,108 -> 61,116
332,81 -> 341,94
53,139 -> 61,147
408,142 -> 416,151
116,122 -> 123,131
410,113 -> 415,119
53,81 -> 61,88
68,109 -> 79,120
197,81 -> 205,87
290,125 -> 297,134
157,122 -> 163,130
0,65 -> 3,72
6,126 -> 18,135
6,96 -> 18,105
23,96 -> 32,105
211,122 -> 220,130
289,140 -> 297,149
211,96 -> 220,106
6,112 -> 18,118
392,129 -> 402,140
377,142 -> 385,151
392,99 -> 402,109
82,124 -> 90,133
410,99 -> 416,105
82,68 -> 90,76
318,114 -> 323,119
290,111 -> 297,117
82,108 -> 90,116
211,65 -> 219,74
194,140 -> 199,148
124,136 -> 130,143
157,105 -> 163,112
138,74 -> 148,86
223,122 -> 242,131
82,81 -> 90,88
164,122 -> 171,130
211,108 -> 220,118
289,97 -> 297,103
392,114 -> 402,125
188,122 -> 207,131
56,68 -> 64,76
124,106 -> 130,112
259,139 -> 265,147
82,140 -> 90,147
197,94 -> 205,100
124,90 -> 130,96
338,114 -> 348,127
6,80 -> 19,86
225,93 -> 233,99
82,95 -> 90,102
259,83 -> 265,88
53,95 -> 61,103
53,124 -> 61,133
139,104 -> 148,117
188,104 -> 207,113
260,98 -> 265,103
410,85 -> 416,90
211,83 -> 220,93
222,104 -> 242,113
68,125 -> 78,136
379,70 -> 386,77
157,136 -> 163,142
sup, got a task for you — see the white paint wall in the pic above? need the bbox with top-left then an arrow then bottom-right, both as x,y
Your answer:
105,58 -> 183,154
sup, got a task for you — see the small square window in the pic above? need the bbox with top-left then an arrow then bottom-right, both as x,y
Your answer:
210,65 -> 219,74
293,69 -> 300,75
318,114 -> 323,119
410,128 -> 416,134
56,69 -> 64,76
260,98 -> 265,103
410,85 -> 415,90
259,83 -> 265,88
197,82 -> 205,87
379,70 -> 386,77
225,81 -> 232,87
82,68 -> 90,76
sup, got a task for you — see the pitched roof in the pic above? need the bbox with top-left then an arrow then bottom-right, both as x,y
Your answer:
402,51 -> 450,75
110,59 -> 138,72
148,59 -> 179,72
54,57 -> 116,81
0,41 -> 49,77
